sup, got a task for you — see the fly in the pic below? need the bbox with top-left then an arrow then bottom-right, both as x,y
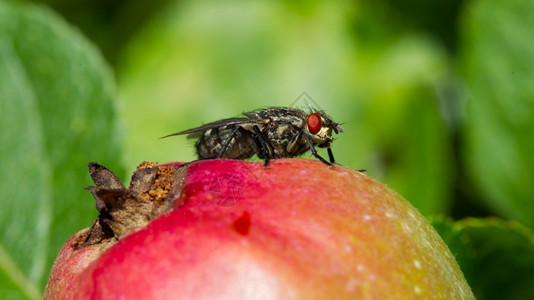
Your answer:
161,107 -> 344,166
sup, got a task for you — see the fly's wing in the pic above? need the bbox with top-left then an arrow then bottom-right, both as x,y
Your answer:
161,117 -> 261,139
242,110 -> 262,119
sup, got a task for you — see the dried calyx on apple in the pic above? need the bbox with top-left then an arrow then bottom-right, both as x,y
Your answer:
45,159 -> 474,299
75,162 -> 186,248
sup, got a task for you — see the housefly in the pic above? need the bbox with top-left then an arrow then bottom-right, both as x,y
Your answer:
161,107 -> 343,166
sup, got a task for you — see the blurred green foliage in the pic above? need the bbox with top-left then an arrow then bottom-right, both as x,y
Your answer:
432,216 -> 534,300
462,0 -> 534,227
0,0 -> 532,298
0,2 -> 124,298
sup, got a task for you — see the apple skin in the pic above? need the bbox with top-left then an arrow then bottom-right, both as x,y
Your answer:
45,159 -> 473,299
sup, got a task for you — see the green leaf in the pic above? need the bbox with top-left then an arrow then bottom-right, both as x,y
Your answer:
461,0 -> 534,225
0,2 -> 123,297
432,217 -> 534,300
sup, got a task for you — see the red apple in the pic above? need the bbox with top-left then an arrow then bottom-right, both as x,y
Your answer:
45,159 -> 473,299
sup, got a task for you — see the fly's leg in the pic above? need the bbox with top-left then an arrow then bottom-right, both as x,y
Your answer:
327,147 -> 336,164
216,125 -> 240,158
302,134 -> 332,166
253,125 -> 271,167
286,130 -> 303,155
264,139 -> 275,159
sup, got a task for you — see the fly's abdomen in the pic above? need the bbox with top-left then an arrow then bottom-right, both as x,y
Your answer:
195,127 -> 256,160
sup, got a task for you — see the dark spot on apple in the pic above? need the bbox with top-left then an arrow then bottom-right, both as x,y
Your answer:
231,211 -> 251,235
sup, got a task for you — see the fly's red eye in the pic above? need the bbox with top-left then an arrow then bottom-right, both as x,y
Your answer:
307,113 -> 322,134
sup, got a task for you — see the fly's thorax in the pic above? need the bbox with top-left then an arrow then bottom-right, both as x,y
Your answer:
257,107 -> 307,128
262,123 -> 299,158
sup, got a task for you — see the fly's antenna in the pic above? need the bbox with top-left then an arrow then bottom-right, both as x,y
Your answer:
289,91 -> 324,113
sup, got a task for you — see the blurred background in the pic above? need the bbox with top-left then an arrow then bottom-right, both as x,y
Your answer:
1,0 -> 533,299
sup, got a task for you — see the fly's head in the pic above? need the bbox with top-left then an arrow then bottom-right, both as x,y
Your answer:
304,111 -> 344,148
